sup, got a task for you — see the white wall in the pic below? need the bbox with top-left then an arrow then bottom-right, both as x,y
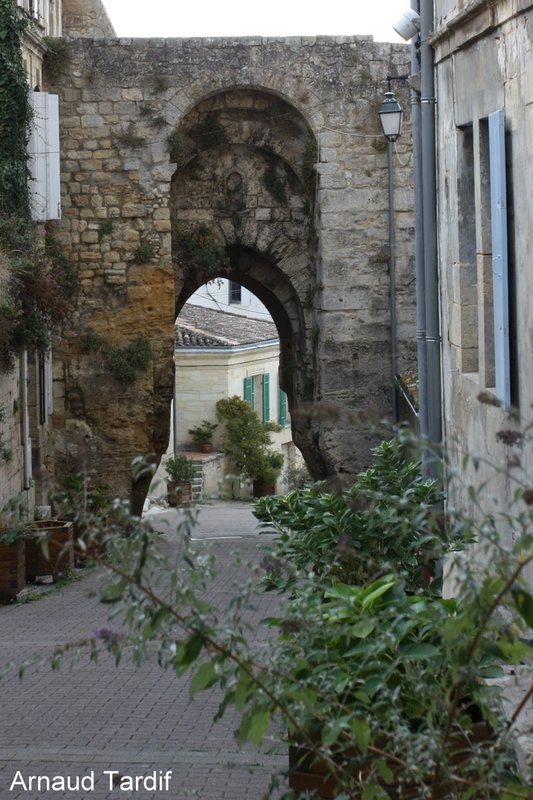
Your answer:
189,281 -> 272,321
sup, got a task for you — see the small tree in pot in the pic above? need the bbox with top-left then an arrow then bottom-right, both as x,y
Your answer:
215,396 -> 282,497
164,454 -> 197,505
188,420 -> 218,453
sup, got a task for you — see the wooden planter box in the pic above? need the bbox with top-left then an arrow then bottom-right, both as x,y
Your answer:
25,519 -> 74,581
0,540 -> 26,601
289,721 -> 492,799
167,481 -> 192,506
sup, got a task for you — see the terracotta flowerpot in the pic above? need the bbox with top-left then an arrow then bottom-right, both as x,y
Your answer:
201,443 -> 213,453
0,540 -> 26,601
25,519 -> 74,581
253,480 -> 276,498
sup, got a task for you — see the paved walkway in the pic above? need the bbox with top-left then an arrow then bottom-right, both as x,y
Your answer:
0,502 -> 285,800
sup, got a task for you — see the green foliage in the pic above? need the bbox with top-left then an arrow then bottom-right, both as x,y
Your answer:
0,0 -> 31,219
0,222 -> 78,371
254,437 -> 458,593
175,224 -> 229,280
97,220 -> 114,241
0,496 -> 28,543
0,405 -> 12,462
6,431 -> 533,799
166,130 -> 196,166
105,337 -> 152,385
132,240 -> 155,264
51,473 -> 112,518
164,454 -> 196,483
188,419 -> 218,445
79,331 -> 105,353
42,37 -> 71,82
216,396 -> 283,483
260,164 -> 287,204
187,112 -> 227,150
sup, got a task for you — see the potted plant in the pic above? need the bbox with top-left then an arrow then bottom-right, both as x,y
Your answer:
216,396 -> 282,498
25,519 -> 75,582
251,450 -> 284,497
188,420 -> 218,453
51,473 -> 111,564
0,512 -> 27,601
164,454 -> 197,505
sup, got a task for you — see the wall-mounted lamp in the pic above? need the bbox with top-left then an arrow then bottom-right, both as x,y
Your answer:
378,90 -> 403,143
392,8 -> 421,40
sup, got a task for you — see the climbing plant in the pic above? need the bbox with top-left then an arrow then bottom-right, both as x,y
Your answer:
174,224 -> 229,281
0,0 -> 32,219
0,223 -> 78,370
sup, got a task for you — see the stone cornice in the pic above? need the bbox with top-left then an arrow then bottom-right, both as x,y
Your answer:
430,0 -> 533,62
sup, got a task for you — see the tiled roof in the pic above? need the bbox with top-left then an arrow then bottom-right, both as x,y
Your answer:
175,303 -> 278,348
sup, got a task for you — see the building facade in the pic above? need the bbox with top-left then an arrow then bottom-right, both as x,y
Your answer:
433,0 -> 532,574
172,303 -> 297,498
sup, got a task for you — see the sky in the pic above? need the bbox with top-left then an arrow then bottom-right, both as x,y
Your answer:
102,0 -> 406,42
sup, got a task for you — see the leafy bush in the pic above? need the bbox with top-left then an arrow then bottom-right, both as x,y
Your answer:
216,395 -> 283,483
164,454 -> 196,483
106,337 -> 152,385
254,438 -> 464,593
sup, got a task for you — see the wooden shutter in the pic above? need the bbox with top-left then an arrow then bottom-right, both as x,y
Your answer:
262,374 -> 270,422
243,376 -> 253,406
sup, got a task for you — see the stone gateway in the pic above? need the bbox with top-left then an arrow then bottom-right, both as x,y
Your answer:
48,16 -> 415,505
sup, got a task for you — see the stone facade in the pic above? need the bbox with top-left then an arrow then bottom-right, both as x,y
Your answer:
45,6 -> 416,504
434,0 -> 533,576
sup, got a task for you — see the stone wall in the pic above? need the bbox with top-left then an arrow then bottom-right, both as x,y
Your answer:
46,34 -> 416,503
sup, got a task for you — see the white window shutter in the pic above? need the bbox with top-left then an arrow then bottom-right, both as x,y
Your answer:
488,110 -> 510,409
28,91 -> 61,221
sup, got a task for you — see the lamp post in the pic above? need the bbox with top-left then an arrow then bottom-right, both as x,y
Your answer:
378,87 -> 403,422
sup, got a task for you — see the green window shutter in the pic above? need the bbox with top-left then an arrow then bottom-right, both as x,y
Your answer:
279,388 -> 287,426
262,374 -> 270,422
243,376 -> 253,406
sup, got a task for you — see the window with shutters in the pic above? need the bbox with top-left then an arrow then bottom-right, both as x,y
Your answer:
243,374 -> 270,422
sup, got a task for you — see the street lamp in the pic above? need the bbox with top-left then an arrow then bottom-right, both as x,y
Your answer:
378,85 -> 404,422
378,90 -> 403,142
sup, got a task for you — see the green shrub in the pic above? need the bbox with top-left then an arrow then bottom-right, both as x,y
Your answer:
254,437 -> 465,593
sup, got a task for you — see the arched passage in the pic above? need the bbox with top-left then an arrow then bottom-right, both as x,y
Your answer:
170,87 -> 328,478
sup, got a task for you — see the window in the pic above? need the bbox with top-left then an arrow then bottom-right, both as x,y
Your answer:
243,374 -> 270,422
456,110 -> 511,408
229,282 -> 242,304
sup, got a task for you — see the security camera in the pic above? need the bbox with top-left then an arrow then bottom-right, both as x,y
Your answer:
392,9 -> 421,40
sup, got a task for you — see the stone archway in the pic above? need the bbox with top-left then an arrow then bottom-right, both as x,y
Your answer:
46,35 -> 416,507
170,88 -> 328,476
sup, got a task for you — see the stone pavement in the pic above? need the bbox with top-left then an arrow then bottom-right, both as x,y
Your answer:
0,502 -> 286,800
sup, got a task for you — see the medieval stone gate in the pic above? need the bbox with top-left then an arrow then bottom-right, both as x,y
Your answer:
48,28 -> 415,505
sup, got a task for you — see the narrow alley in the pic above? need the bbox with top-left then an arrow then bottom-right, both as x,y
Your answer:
0,503 -> 285,800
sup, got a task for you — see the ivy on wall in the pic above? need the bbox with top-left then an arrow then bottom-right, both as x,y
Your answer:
0,0 -> 32,219
0,1 -> 78,372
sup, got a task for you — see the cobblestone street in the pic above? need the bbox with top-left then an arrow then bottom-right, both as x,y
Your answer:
0,503 -> 285,800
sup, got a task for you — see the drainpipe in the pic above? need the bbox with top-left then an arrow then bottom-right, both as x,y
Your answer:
420,0 -> 442,478
410,0 -> 428,449
20,350 -> 32,491
387,139 -> 398,422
